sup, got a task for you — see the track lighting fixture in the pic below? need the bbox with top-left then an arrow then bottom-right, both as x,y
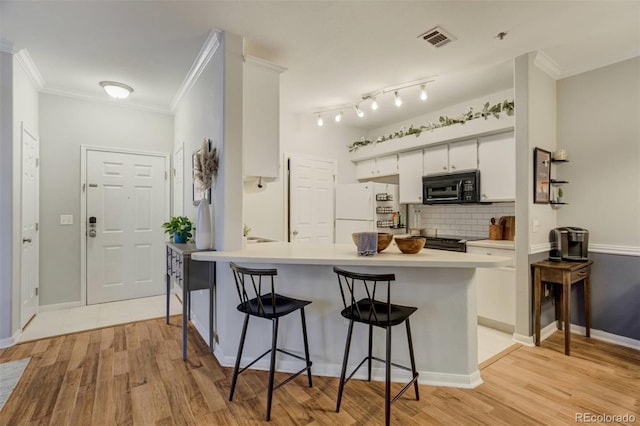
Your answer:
394,91 -> 402,107
420,84 -> 428,101
312,78 -> 434,125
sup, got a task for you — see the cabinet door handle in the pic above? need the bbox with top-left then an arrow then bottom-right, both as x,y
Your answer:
451,165 -> 456,170
442,166 -> 447,170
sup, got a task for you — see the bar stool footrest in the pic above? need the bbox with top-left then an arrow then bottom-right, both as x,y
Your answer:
344,354 -> 418,404
236,347 -> 313,388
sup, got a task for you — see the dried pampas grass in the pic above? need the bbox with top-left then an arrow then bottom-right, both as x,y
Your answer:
194,138 -> 219,191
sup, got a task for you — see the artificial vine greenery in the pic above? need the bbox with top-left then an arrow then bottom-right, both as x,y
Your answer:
347,99 -> 515,152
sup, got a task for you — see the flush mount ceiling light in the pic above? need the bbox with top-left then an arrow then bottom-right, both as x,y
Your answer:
99,81 -> 134,99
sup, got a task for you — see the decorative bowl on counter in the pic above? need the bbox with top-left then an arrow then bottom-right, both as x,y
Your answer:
394,236 -> 426,254
352,232 -> 393,253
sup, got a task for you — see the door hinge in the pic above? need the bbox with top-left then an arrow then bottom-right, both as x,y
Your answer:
35,287 -> 38,296
173,169 -> 176,176
36,158 -> 39,167
165,171 -> 168,180
35,222 -> 39,231
82,183 -> 86,192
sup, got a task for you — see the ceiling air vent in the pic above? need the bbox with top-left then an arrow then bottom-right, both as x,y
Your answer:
418,27 -> 457,48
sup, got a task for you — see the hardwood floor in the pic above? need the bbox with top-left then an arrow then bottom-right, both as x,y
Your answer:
1,316 -> 638,425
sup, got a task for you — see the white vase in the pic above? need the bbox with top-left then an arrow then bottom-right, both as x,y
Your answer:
195,197 -> 212,249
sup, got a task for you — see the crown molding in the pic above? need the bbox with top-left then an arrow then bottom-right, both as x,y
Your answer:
15,49 -> 45,90
243,54 -> 287,73
41,86 -> 173,115
0,39 -> 14,54
533,51 -> 562,80
170,30 -> 221,112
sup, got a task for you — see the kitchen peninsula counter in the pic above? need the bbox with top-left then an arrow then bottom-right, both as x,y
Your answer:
191,242 -> 510,389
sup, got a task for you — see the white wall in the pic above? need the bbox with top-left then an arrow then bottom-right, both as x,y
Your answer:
38,94 -> 173,306
10,54 -> 40,334
365,89 -> 514,142
0,51 -> 14,343
557,57 -> 640,248
173,37 -> 224,247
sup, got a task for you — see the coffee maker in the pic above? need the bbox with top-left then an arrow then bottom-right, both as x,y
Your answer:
549,227 -> 589,262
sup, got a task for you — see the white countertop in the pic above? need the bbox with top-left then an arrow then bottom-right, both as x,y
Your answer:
466,239 -> 515,250
192,241 -> 511,268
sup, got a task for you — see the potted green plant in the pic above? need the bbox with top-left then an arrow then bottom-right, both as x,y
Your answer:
557,187 -> 564,203
162,216 -> 193,243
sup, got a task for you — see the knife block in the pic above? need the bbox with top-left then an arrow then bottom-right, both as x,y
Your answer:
489,224 -> 503,240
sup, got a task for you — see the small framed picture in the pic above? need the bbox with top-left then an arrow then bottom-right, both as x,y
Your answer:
192,143 -> 211,205
533,147 -> 551,204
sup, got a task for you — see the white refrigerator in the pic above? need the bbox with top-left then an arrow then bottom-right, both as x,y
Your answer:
335,182 -> 400,243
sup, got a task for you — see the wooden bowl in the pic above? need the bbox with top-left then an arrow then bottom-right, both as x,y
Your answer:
351,232 -> 393,253
394,236 -> 426,254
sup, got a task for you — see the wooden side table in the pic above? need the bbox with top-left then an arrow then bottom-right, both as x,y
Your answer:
166,243 -> 216,360
533,259 -> 593,355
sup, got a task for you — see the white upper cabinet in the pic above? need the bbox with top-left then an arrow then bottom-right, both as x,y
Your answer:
355,154 -> 397,180
423,139 -> 477,175
243,56 -> 286,179
423,144 -> 448,175
398,150 -> 424,204
478,131 -> 515,201
448,139 -> 478,172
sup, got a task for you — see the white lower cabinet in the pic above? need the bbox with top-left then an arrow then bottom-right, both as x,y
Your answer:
467,246 -> 515,331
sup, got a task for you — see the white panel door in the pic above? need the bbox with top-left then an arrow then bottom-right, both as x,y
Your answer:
289,156 -> 336,243
20,124 -> 39,328
87,150 -> 167,304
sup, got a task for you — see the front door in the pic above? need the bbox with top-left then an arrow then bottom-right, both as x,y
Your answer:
86,149 -> 168,304
288,155 -> 336,242
20,124 -> 39,328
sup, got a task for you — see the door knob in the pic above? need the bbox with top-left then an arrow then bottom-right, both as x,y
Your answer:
292,230 -> 299,236
22,238 -> 32,243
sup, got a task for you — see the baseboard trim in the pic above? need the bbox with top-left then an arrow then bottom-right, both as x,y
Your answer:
212,346 -> 483,389
39,301 -> 84,312
512,333 -> 534,347
569,324 -> 640,350
0,329 -> 22,349
478,316 -> 514,334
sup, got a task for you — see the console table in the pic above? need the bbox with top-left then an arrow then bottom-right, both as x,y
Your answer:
533,259 -> 593,355
166,243 -> 216,360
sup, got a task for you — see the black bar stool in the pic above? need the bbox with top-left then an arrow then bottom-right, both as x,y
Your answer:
228,262 -> 313,421
333,266 -> 419,426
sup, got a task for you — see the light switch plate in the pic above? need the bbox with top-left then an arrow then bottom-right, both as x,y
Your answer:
60,214 -> 73,225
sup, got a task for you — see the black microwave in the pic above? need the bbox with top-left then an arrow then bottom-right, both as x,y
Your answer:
422,170 -> 480,204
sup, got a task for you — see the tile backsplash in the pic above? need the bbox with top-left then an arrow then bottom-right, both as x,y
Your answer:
409,203 -> 515,238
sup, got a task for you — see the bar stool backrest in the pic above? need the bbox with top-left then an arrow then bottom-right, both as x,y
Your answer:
333,266 -> 396,325
230,262 -> 278,316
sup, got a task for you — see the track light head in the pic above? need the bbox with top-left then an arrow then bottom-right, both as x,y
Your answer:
394,91 -> 402,107
355,104 -> 364,118
371,97 -> 378,110
334,111 -> 343,122
420,85 -> 428,101
317,114 -> 324,127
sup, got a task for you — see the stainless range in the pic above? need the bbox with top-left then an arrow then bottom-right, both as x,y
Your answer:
422,235 -> 481,252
